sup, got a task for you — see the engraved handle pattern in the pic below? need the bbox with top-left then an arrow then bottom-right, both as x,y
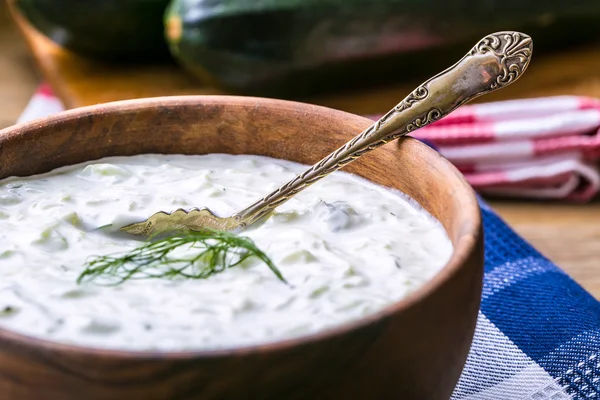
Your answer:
235,31 -> 533,226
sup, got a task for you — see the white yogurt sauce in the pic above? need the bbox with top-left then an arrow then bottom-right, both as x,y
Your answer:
0,154 -> 452,351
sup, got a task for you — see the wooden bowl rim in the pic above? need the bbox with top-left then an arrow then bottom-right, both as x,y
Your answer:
0,95 -> 482,359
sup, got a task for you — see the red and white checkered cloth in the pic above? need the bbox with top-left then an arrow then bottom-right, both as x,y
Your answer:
17,84 -> 600,202
370,96 -> 600,202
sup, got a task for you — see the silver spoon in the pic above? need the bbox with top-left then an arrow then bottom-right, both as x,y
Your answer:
120,31 -> 533,237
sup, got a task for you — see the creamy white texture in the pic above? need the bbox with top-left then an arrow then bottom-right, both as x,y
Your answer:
0,154 -> 452,351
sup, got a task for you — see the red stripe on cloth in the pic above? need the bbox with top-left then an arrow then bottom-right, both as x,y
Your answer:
532,133 -> 600,157
583,148 -> 600,159
462,171 -> 508,186
465,171 -> 575,188
36,83 -> 55,98
454,164 -> 477,174
578,97 -> 600,110
412,123 -> 496,145
428,107 -> 477,126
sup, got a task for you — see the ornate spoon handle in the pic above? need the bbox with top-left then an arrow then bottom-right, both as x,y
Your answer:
233,31 -> 533,227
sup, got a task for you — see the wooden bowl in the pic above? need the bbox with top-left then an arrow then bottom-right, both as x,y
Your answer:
0,96 -> 483,400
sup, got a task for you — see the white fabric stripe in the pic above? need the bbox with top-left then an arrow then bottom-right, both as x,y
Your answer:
505,159 -> 600,186
481,257 -> 561,300
474,152 -> 584,173
461,363 -> 572,400
473,96 -> 582,121
452,313 -> 571,400
494,109 -> 600,140
16,93 -> 65,124
440,141 -> 534,164
479,176 -> 581,200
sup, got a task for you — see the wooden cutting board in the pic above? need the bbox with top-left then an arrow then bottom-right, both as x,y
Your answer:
9,2 -> 600,115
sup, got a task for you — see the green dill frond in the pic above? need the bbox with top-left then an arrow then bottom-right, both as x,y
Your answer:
77,229 -> 286,286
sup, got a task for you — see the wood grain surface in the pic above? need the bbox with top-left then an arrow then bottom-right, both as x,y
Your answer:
1,3 -> 599,299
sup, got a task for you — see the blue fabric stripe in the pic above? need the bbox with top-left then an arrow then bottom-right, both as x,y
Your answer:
480,206 -> 546,271
482,270 -> 600,362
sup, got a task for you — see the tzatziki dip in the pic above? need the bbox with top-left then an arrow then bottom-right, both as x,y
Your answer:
0,154 -> 452,351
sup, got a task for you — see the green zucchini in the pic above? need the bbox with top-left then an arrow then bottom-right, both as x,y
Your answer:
15,0 -> 172,61
165,0 -> 600,97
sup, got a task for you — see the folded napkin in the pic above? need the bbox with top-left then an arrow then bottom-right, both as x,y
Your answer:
16,86 -> 600,399
370,96 -> 600,202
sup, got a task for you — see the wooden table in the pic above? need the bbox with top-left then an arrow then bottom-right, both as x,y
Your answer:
1,4 -> 599,298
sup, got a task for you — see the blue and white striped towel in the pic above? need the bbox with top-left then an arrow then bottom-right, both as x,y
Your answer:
452,200 -> 600,399
16,90 -> 600,399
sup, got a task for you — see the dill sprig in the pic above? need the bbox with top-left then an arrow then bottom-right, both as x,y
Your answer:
77,229 -> 286,286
